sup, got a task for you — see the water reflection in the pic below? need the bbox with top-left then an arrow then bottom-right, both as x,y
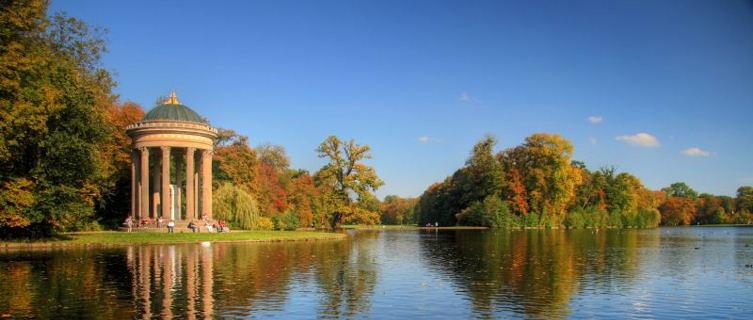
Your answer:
0,228 -> 751,319
0,237 -> 377,319
126,245 -> 214,319
418,229 -> 659,318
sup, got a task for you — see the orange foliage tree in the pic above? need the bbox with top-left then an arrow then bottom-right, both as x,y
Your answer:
659,197 -> 696,226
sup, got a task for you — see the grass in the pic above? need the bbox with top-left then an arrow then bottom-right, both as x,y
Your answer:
0,230 -> 345,247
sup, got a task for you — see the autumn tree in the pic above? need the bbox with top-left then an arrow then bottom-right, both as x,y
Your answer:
380,195 -> 418,225
95,101 -> 144,226
0,0 -> 116,236
213,129 -> 257,193
498,133 -> 581,224
659,197 -> 696,226
286,170 -> 319,227
314,136 -> 383,227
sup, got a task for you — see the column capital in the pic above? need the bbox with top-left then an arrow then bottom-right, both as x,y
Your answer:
139,146 -> 149,153
160,145 -> 171,153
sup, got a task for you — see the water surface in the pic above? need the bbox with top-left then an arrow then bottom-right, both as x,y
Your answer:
0,227 -> 751,319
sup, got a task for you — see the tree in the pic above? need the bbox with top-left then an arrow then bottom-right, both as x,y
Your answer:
0,0 -> 115,236
380,195 -> 418,225
213,131 -> 257,194
498,133 -> 581,222
659,197 -> 696,226
213,182 -> 260,229
286,171 -> 319,227
736,186 -> 753,214
314,136 -> 383,228
95,101 -> 144,226
662,182 -> 698,199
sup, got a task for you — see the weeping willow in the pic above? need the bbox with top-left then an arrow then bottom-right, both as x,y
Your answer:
212,182 -> 260,229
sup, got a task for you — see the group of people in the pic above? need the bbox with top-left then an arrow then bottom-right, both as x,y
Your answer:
187,219 -> 230,233
122,216 -> 208,233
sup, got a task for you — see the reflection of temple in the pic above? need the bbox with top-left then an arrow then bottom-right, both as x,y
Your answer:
126,92 -> 218,221
126,245 -> 214,319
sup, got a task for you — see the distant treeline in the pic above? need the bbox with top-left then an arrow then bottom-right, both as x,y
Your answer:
414,134 -> 753,228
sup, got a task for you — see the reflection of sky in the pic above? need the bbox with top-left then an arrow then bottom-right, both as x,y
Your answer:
368,231 -> 474,319
1,228 -> 752,318
569,227 -> 753,318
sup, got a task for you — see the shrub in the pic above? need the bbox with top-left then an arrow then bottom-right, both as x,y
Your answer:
257,217 -> 274,230
282,209 -> 300,230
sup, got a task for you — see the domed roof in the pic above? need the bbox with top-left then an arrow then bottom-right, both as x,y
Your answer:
141,92 -> 206,124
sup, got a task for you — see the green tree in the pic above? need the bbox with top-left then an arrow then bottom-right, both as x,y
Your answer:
661,182 -> 698,199
212,182 -> 260,229
736,186 -> 753,214
314,135 -> 383,228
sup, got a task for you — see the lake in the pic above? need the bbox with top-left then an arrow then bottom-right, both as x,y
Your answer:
0,227 -> 751,319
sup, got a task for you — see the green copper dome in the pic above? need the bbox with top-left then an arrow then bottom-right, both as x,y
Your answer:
142,103 -> 205,124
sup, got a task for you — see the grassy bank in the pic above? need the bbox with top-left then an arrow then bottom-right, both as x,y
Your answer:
0,230 -> 346,248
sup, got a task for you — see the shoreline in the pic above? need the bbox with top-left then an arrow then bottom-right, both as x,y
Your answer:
0,230 -> 346,249
341,225 -> 489,231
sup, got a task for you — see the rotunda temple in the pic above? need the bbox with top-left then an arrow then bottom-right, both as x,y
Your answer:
126,92 -> 218,222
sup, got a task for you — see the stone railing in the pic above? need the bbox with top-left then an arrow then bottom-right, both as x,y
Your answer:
126,121 -> 218,133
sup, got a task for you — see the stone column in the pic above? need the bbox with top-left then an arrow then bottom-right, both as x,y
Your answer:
161,146 -> 171,219
131,152 -> 137,218
200,149 -> 213,219
175,150 -> 182,220
139,147 -> 149,220
185,147 -> 195,220
152,160 -> 160,219
194,170 -> 199,219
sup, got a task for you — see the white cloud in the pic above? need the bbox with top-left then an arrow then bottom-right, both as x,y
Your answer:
417,136 -> 443,143
459,91 -> 478,103
683,147 -> 710,157
589,137 -> 597,145
615,133 -> 660,147
588,116 -> 603,123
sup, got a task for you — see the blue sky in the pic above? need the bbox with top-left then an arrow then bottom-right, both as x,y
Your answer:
51,0 -> 753,198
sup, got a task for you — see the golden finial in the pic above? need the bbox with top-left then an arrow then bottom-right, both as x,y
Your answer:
166,91 -> 181,105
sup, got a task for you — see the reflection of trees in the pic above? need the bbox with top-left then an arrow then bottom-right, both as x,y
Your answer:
0,238 -> 379,319
0,248 -> 137,319
418,229 -> 650,318
312,231 -> 379,318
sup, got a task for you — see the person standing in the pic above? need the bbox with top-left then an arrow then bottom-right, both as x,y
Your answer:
124,216 -> 133,232
167,220 -> 175,233
158,216 -> 164,229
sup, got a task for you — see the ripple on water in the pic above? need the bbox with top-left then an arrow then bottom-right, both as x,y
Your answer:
0,228 -> 752,318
